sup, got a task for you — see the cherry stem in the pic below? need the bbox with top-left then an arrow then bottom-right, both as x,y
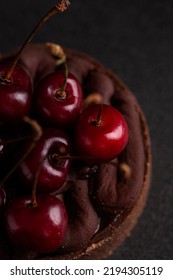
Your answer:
0,135 -> 33,145
59,62 -> 69,98
1,117 -> 42,185
47,42 -> 68,100
4,0 -> 70,81
30,157 -> 46,207
92,104 -> 103,126
50,154 -> 94,162
55,62 -> 68,100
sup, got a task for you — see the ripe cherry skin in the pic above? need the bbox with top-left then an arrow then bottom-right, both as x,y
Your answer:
34,72 -> 83,128
17,128 -> 71,194
74,104 -> 129,164
0,61 -> 32,124
4,194 -> 68,253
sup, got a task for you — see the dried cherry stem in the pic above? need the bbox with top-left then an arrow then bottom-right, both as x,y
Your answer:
3,0 -> 70,82
1,116 -> 42,185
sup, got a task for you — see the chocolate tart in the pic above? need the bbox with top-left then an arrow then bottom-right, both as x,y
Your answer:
0,44 -> 151,260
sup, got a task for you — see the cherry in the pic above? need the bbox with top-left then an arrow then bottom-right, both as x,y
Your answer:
4,194 -> 68,253
0,62 -> 32,124
74,103 -> 129,165
34,71 -> 83,128
17,128 -> 71,193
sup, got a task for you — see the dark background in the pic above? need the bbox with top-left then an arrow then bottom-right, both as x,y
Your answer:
0,0 -> 172,259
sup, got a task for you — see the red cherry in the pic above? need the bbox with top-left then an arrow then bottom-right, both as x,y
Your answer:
34,72 -> 83,128
0,61 -> 32,124
17,128 -> 71,193
74,104 -> 128,164
4,194 -> 68,253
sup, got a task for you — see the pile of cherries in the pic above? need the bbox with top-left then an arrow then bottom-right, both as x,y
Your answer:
0,0 -> 128,255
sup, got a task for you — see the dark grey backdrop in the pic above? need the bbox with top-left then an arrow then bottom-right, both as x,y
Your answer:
0,0 -> 173,259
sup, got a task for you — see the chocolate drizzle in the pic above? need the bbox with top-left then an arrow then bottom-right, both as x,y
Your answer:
0,44 -> 151,259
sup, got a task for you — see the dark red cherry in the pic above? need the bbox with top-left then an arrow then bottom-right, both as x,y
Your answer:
0,61 -> 32,124
34,72 -> 83,128
17,128 -> 71,193
74,103 -> 128,165
0,185 -> 6,210
5,194 -> 68,253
